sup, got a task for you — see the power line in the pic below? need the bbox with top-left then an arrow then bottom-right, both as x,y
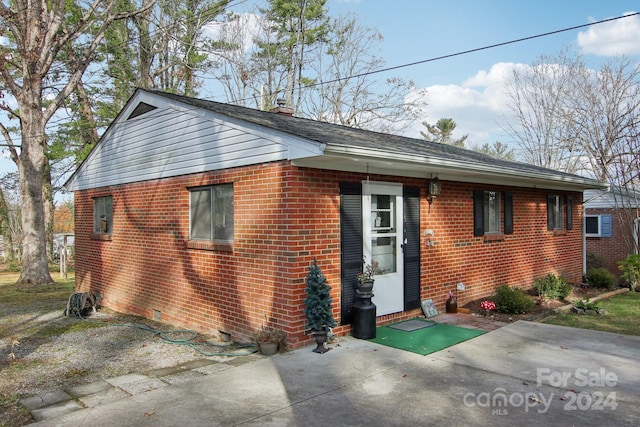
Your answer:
305,12 -> 640,91
2,10 -> 638,141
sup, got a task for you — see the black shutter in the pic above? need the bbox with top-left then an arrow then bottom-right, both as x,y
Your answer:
547,195 -> 554,231
504,192 -> 513,234
340,182 -> 362,325
473,190 -> 484,236
566,196 -> 573,230
404,187 -> 421,311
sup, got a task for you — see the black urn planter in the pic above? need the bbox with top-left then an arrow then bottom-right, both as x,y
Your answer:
311,329 -> 329,353
357,280 -> 374,294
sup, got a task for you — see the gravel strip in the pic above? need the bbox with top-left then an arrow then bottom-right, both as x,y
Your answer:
1,309 -> 249,402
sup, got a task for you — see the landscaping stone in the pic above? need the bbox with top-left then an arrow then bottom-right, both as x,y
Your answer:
19,390 -> 73,411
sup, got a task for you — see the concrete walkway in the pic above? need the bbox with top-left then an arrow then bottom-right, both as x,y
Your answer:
22,317 -> 640,426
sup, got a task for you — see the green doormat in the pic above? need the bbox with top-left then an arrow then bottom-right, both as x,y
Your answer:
370,320 -> 486,355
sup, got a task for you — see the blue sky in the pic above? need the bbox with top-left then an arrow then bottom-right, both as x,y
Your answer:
329,0 -> 639,87
2,0 -> 639,188
324,0 -> 640,146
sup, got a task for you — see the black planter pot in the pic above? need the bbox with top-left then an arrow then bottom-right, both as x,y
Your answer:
357,280 -> 374,294
311,329 -> 329,353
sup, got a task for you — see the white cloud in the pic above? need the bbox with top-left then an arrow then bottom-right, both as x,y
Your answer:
404,63 -> 521,147
577,11 -> 640,56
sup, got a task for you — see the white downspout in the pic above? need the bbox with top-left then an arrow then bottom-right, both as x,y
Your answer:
634,217 -> 640,255
582,205 -> 587,276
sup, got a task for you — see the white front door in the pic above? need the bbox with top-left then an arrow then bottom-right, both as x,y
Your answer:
363,181 -> 404,316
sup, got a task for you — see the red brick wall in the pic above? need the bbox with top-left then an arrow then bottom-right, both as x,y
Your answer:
424,184 -> 583,308
585,208 -> 638,278
75,162 -> 583,349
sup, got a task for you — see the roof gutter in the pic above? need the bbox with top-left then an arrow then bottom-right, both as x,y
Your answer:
322,144 -> 607,191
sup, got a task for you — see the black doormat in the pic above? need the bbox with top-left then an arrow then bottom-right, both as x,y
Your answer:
387,318 -> 436,332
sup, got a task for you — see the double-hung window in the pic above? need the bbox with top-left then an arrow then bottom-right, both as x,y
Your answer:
189,184 -> 234,242
547,195 -> 564,230
547,195 -> 573,231
473,190 -> 513,237
483,191 -> 501,234
93,196 -> 113,234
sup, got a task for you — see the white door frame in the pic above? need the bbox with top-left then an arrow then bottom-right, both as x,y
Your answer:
362,181 -> 404,316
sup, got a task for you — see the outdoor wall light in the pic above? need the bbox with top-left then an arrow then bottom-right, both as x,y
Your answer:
427,177 -> 441,203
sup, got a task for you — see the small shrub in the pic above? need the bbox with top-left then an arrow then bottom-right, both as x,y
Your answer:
618,254 -> 640,291
585,267 -> 617,290
533,274 -> 572,300
573,296 -> 602,311
494,284 -> 535,314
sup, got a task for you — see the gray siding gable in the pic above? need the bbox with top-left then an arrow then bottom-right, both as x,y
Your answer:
65,91 -> 324,191
585,188 -> 640,209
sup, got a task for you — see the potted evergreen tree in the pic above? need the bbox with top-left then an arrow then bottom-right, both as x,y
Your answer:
303,258 -> 337,353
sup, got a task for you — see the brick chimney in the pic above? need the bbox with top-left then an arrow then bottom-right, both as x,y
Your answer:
270,98 -> 293,116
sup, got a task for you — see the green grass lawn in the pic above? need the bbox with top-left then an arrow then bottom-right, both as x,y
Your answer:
542,290 -> 640,336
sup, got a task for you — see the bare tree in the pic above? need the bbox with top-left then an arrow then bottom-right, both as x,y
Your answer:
570,57 -> 640,183
506,51 -> 640,255
0,0 -> 152,286
206,11 -> 261,107
504,50 -> 587,173
304,15 -> 417,133
580,58 -> 640,255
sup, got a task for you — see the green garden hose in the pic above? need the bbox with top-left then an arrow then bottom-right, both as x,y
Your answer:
65,292 -> 257,357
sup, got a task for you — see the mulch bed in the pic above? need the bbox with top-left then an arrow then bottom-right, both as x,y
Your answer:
461,283 -> 616,323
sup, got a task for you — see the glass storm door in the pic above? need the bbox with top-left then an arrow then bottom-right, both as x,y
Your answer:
363,181 -> 404,316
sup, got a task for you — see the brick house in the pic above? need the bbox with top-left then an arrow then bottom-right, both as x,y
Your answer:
584,188 -> 640,279
65,89 -> 606,348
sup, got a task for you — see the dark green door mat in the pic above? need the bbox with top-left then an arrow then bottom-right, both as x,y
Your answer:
370,320 -> 486,355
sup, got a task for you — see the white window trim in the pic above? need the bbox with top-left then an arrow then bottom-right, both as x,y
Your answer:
585,214 -> 603,237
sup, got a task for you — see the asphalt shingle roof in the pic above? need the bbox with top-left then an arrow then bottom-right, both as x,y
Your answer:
146,89 -> 601,185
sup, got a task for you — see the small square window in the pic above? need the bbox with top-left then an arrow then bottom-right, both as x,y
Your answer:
94,196 -> 113,234
585,216 -> 600,236
189,184 -> 234,242
585,214 -> 612,237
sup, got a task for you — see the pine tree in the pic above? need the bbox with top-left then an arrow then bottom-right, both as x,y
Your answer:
303,259 -> 337,331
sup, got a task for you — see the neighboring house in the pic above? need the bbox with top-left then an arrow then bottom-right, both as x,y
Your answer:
64,89 -> 606,349
584,188 -> 640,279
